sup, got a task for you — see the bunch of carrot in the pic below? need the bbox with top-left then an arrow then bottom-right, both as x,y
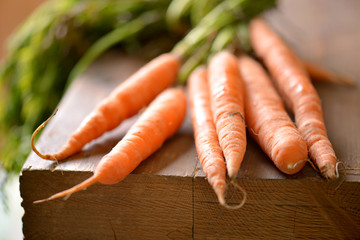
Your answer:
29,0 -> 349,207
187,18 -> 344,206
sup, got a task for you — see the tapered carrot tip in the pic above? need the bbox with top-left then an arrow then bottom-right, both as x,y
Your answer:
320,75 -> 356,86
33,175 -> 98,204
227,168 -> 238,180
336,76 -> 356,87
321,163 -> 337,180
303,61 -> 356,86
216,189 -> 226,207
33,193 -> 72,204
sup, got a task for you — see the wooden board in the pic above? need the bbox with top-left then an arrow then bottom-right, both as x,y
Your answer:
20,0 -> 360,239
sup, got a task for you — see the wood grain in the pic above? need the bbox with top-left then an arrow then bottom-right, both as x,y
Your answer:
21,0 -> 360,239
21,171 -> 193,240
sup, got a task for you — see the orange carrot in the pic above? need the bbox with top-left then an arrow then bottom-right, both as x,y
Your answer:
249,18 -> 337,179
31,53 -> 180,161
238,55 -> 308,174
303,60 -> 355,86
33,88 -> 186,203
208,51 -> 246,179
188,66 -> 227,205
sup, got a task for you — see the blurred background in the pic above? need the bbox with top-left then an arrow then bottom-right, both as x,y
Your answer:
0,0 -> 45,60
1,1 -> 45,239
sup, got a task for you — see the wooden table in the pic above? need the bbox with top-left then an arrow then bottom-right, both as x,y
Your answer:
20,0 -> 360,239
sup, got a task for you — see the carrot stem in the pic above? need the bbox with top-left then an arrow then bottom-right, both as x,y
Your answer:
177,39 -> 213,83
172,0 -> 239,59
68,10 -> 162,84
165,0 -> 193,34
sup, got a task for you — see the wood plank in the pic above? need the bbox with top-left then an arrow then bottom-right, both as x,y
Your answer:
21,0 -> 360,239
194,178 -> 360,239
21,171 -> 193,239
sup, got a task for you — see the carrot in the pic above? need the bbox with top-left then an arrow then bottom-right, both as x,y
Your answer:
188,66 -> 246,209
33,88 -> 187,203
238,55 -> 308,174
208,51 -> 246,179
303,60 -> 355,86
249,18 -> 337,179
31,53 -> 180,161
188,66 -> 227,205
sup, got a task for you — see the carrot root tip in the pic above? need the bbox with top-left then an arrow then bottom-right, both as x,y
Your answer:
305,158 -> 320,173
33,175 -> 98,204
337,76 -> 356,87
31,108 -> 59,161
227,168 -> 238,180
321,163 -> 337,180
218,194 -> 226,206
335,161 -> 345,179
287,158 -> 308,171
63,193 -> 72,201
33,199 -> 46,204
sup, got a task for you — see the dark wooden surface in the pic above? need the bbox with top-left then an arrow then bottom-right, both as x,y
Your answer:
21,0 -> 360,239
